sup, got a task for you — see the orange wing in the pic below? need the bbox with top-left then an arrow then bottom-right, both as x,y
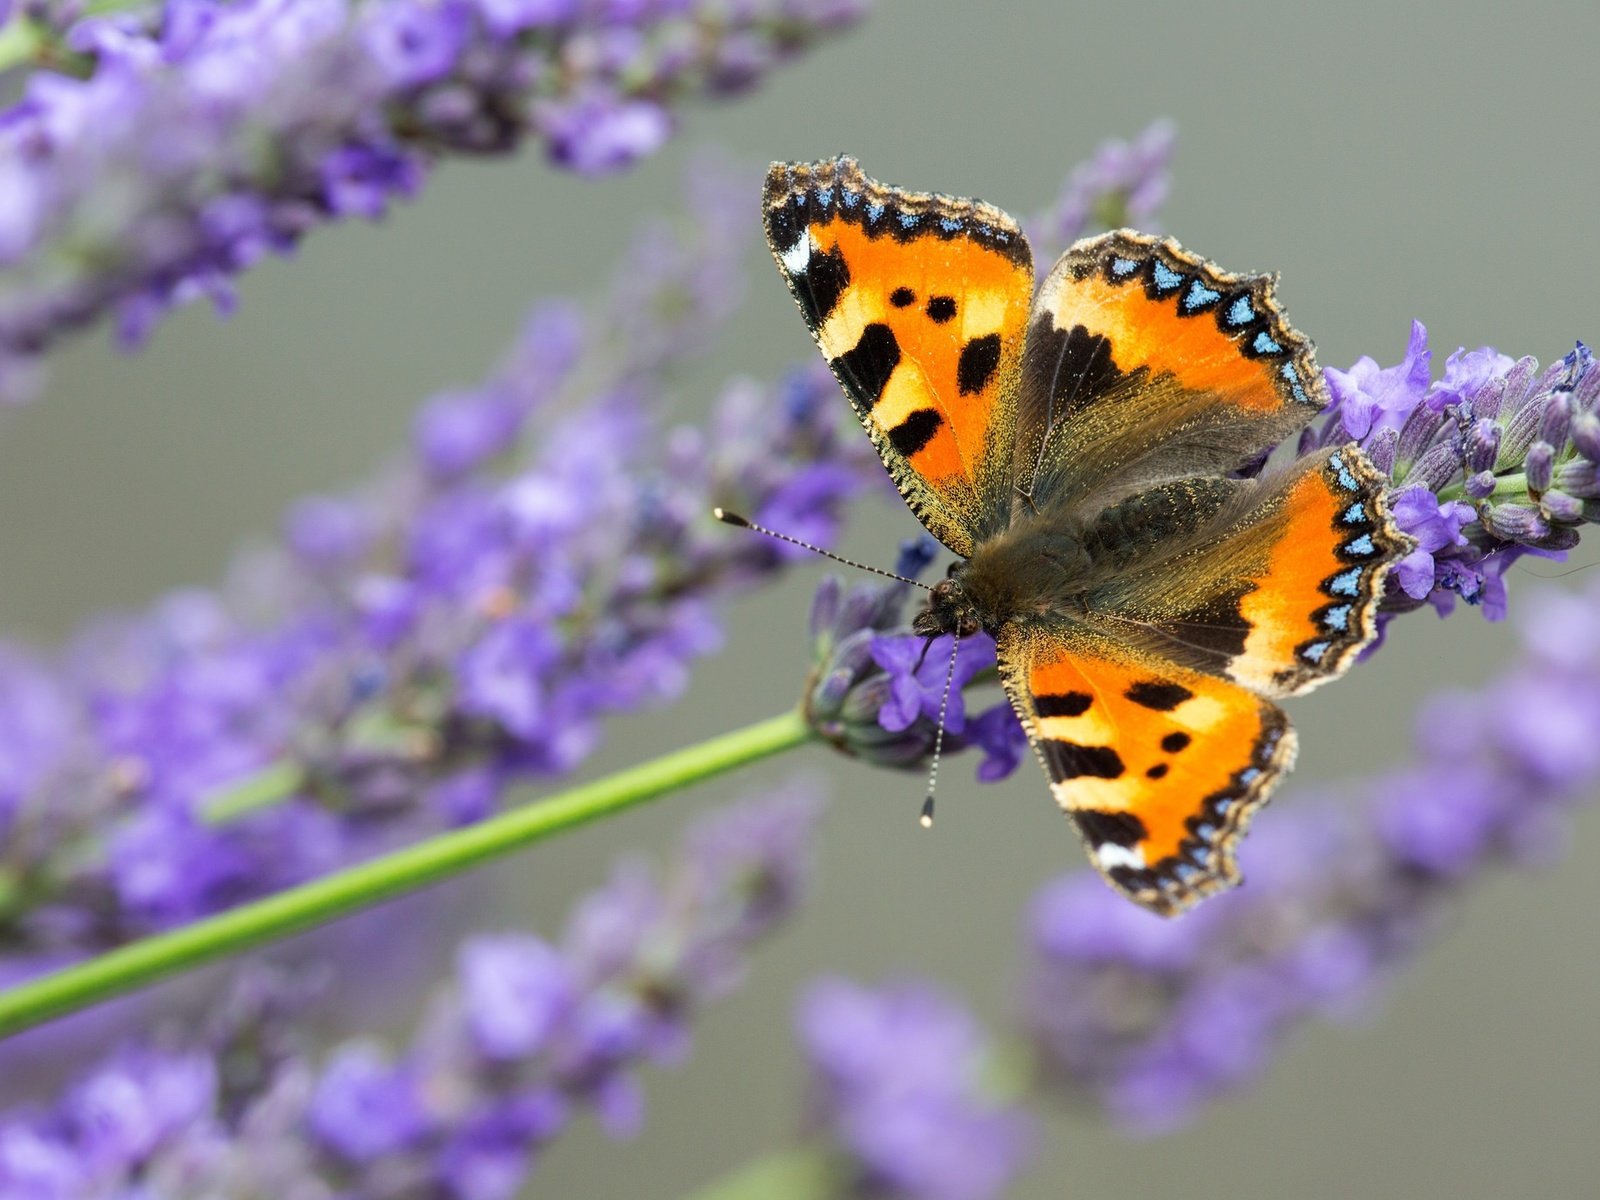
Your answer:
1082,445 -> 1413,697
1015,229 -> 1326,514
998,618 -> 1296,916
764,158 -> 1034,556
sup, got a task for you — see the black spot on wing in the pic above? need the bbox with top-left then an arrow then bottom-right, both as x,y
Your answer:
1021,318 -> 1125,419
794,243 -> 850,326
1073,809 -> 1147,848
887,409 -> 943,457
1146,763 -> 1169,779
925,295 -> 957,323
1125,681 -> 1193,711
890,286 -> 916,307
1042,740 -> 1126,780
1034,691 -> 1092,718
831,323 -> 900,410
956,333 -> 1002,396
1161,732 -> 1191,752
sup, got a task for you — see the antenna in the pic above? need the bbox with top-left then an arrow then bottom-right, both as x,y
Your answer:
919,631 -> 960,829
713,508 -> 932,589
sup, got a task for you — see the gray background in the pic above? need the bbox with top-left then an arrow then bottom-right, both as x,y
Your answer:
2,1 -> 1598,1196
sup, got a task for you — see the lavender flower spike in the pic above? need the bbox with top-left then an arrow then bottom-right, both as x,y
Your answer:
1022,578 -> 1600,1133
0,782 -> 827,1198
0,0 -> 873,402
802,545 -> 1025,784
1313,326 -> 1594,622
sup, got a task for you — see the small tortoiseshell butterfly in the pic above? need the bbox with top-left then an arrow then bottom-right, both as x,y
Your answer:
763,157 -> 1413,916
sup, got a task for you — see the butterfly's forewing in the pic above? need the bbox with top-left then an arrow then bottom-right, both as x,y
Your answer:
764,158 -> 1034,556
997,618 -> 1297,915
1014,230 -> 1325,516
1082,446 -> 1412,697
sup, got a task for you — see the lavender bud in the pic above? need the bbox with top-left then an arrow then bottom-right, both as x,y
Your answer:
1574,348 -> 1600,413
1570,413 -> 1600,463
1554,458 -> 1600,498
1524,441 -> 1555,494
1464,470 -> 1498,500
807,576 -> 843,643
1540,490 -> 1584,523
1404,437 -> 1466,494
1480,502 -> 1549,542
1498,356 -> 1542,415
1469,374 -> 1507,421
1463,418 -> 1501,473
1394,402 -> 1448,472
1362,427 -> 1398,475
1496,393 -> 1544,468
1536,391 -> 1573,453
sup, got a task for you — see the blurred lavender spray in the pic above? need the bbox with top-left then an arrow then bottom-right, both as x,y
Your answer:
0,151 -> 877,973
0,782 -> 826,1199
0,0 -> 873,401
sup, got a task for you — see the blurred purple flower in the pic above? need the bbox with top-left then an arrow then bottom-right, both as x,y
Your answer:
1026,118 -> 1176,257
0,0 -> 873,401
798,977 -> 1035,1200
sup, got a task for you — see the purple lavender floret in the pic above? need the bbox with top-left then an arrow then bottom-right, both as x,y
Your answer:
0,0 -> 873,402
1311,324 -> 1596,623
798,976 -> 1036,1200
0,160 -> 877,966
1021,579 -> 1600,1133
0,783 -> 824,1197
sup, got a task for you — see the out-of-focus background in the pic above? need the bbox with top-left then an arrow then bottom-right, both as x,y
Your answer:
3,2 -> 1596,1196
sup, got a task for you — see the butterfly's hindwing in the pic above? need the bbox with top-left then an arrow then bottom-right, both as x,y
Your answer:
998,620 -> 1297,916
1015,229 -> 1326,514
763,158 -> 1034,555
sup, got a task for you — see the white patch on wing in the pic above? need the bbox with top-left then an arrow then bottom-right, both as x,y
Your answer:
780,232 -> 812,275
1093,842 -> 1147,871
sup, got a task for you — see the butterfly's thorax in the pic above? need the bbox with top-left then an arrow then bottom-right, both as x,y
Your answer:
916,521 -> 1095,638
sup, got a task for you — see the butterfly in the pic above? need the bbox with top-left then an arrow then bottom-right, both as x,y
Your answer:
762,157 -> 1413,916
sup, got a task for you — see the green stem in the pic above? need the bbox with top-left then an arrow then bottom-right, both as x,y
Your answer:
688,1147 -> 838,1200
1436,470 -> 1526,506
0,709 -> 813,1041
